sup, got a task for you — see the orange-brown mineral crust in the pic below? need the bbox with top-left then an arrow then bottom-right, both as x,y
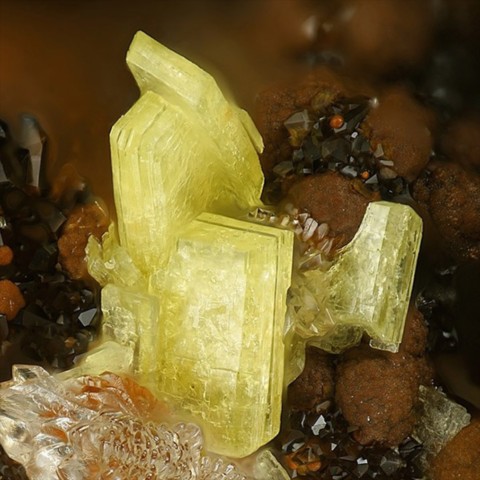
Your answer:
255,67 -> 372,176
324,0 -> 435,75
362,87 -> 435,182
441,114 -> 480,170
412,161 -> 480,262
287,347 -> 335,412
0,279 -> 26,321
0,245 -> 14,266
429,416 -> 480,480
335,308 -> 432,446
286,171 -> 372,248
58,203 -> 109,280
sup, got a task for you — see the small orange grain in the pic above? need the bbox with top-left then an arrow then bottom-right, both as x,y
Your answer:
329,114 -> 344,129
360,171 -> 370,180
0,279 -> 26,320
0,245 -> 14,266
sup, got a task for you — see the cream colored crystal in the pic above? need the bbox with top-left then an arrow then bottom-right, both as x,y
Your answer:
111,31 -> 264,273
154,213 -> 294,457
288,201 -> 422,353
254,450 -> 291,480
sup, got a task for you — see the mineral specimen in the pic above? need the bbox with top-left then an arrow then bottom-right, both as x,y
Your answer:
414,385 -> 471,458
0,365 -> 247,480
88,31 -> 296,459
154,212 -> 293,457
111,31 -> 264,273
288,201 -> 422,353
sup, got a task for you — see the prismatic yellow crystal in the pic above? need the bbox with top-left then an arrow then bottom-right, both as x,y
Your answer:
111,31 -> 264,273
289,201 -> 422,353
85,32 -> 296,458
155,213 -> 294,457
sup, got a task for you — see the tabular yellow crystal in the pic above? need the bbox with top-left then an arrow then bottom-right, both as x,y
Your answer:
111,31 -> 264,273
254,450 -> 291,480
153,213 -> 294,457
289,201 -> 422,353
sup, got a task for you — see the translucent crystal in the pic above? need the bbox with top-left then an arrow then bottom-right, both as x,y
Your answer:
154,213 -> 294,457
0,366 -> 248,480
289,201 -> 422,353
111,31 -> 264,273
86,224 -> 143,288
254,450 -> 291,480
414,386 -> 471,458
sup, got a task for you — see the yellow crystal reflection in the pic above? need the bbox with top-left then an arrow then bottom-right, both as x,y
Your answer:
111,31 -> 264,273
289,201 -> 422,353
154,213 -> 293,457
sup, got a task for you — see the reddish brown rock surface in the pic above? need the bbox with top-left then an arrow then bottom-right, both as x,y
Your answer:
286,172 -> 373,248
58,203 -> 109,280
335,308 -> 432,446
412,161 -> 480,262
287,347 -> 335,412
441,115 -> 480,170
323,0 -> 435,75
362,87 -> 435,182
429,415 -> 480,480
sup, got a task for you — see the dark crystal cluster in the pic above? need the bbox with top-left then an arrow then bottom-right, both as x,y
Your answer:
0,118 -> 100,369
280,406 -> 424,480
272,97 -> 407,200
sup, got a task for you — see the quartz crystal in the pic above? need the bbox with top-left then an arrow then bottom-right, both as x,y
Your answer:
111,31 -> 264,273
0,366 -> 248,480
288,201 -> 422,353
154,213 -> 294,457
414,386 -> 471,458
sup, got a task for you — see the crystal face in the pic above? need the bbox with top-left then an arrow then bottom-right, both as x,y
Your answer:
0,366 -> 247,480
111,31 -> 264,273
414,386 -> 471,458
288,201 -> 422,353
154,213 -> 294,457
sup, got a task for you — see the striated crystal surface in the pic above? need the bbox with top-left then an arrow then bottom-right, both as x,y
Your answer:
111,31 -> 264,273
254,450 -> 291,480
288,201 -> 422,353
154,213 -> 294,457
0,366 -> 248,480
414,385 -> 471,458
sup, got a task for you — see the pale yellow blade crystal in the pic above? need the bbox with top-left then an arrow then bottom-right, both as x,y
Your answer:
111,31 -> 264,273
153,213 -> 294,457
289,201 -> 422,353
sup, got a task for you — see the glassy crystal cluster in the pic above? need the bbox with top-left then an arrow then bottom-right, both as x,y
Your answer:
0,366 -> 247,480
414,386 -> 471,458
288,201 -> 422,353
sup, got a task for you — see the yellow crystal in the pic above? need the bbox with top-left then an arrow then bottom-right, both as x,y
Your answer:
254,450 -> 291,480
289,201 -> 422,353
111,31 -> 264,273
154,213 -> 293,457
85,32 -> 295,458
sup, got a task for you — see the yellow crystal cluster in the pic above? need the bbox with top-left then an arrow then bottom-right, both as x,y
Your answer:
87,31 -> 294,458
84,31 -> 423,460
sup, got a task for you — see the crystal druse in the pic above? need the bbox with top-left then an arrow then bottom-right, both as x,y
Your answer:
0,366 -> 246,480
88,31 -> 294,458
85,32 -> 422,460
